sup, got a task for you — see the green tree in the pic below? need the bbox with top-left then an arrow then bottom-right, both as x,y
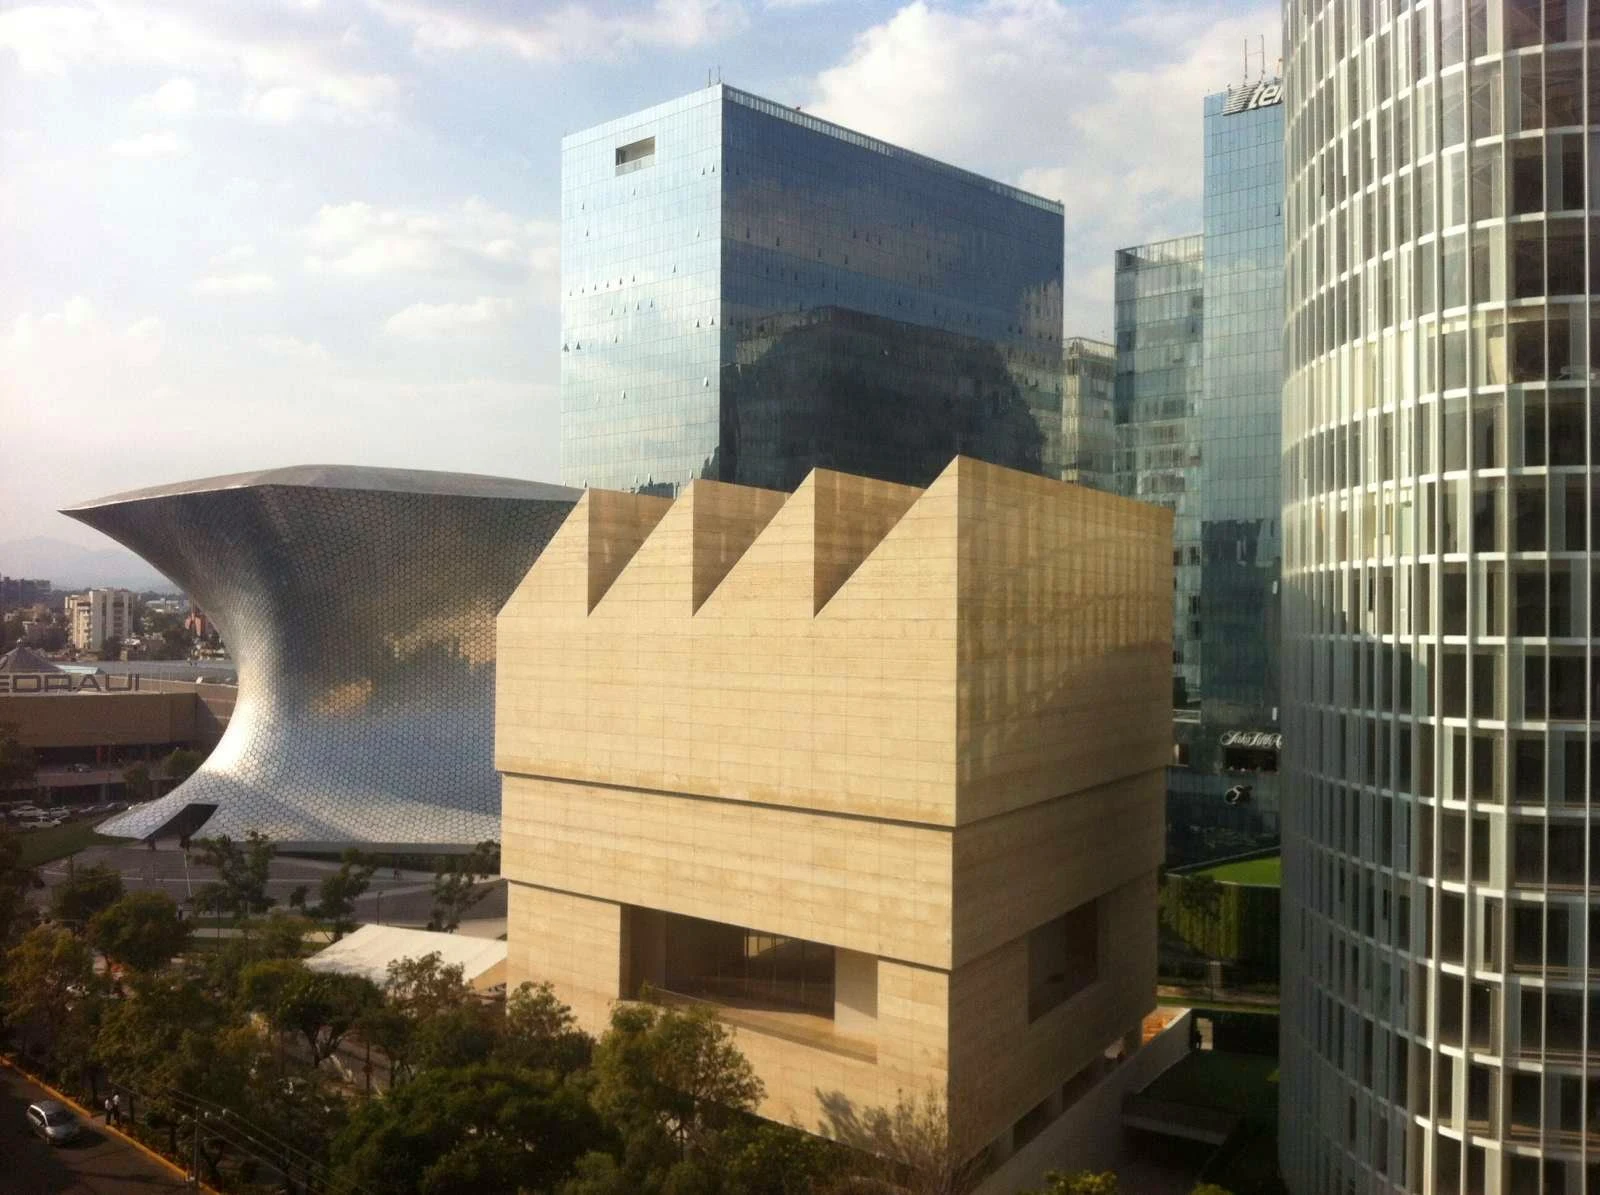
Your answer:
1022,1172 -> 1122,1195
312,848 -> 375,941
161,747 -> 205,785
0,721 -> 37,794
366,952 -> 478,1085
100,634 -> 122,660
496,980 -> 594,1076
591,1003 -> 764,1162
121,761 -> 155,802
244,960 -> 379,1066
92,969 -> 236,1095
427,840 -> 498,933
331,1065 -> 606,1195
718,1119 -> 846,1195
0,823 -> 39,949
50,862 -> 125,927
194,830 -> 276,921
1,923 -> 101,1069
90,889 -> 192,974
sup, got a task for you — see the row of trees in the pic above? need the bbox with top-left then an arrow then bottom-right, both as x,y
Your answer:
0,829 -> 1236,1194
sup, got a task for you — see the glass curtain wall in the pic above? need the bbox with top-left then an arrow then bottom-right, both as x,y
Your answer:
1114,235 -> 1206,708
1280,3 -> 1600,1192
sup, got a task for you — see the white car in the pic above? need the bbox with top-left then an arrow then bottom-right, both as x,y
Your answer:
26,1099 -> 80,1145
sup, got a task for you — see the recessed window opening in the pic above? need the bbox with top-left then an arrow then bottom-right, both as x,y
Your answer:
615,136 -> 656,175
652,912 -> 835,1017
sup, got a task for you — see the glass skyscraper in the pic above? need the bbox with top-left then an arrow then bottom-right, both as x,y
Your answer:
560,85 -> 1065,495
1063,336 -> 1116,490
1113,83 -> 1287,863
1280,3 -> 1599,1193
1113,235 -> 1206,709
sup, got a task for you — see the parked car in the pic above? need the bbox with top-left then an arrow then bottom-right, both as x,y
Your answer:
26,1100 -> 80,1145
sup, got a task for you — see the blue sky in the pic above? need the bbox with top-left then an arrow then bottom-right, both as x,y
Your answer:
0,0 -> 1276,549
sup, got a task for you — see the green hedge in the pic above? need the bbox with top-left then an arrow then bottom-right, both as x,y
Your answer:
1161,871 -> 1280,973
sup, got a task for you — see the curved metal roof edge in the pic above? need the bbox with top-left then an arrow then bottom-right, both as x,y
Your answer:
61,464 -> 582,512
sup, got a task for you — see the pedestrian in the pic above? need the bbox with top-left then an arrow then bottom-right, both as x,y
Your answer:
111,1092 -> 122,1126
103,1095 -> 114,1124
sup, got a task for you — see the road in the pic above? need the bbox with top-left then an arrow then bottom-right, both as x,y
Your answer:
0,1066 -> 189,1194
33,843 -> 506,929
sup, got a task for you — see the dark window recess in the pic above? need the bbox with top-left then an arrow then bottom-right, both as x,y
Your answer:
1027,900 -> 1098,1021
615,136 -> 657,174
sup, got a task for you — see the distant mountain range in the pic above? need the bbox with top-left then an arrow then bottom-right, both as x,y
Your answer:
0,536 -> 176,592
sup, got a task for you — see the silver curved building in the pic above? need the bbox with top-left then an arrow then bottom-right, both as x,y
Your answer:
1281,3 -> 1597,1193
62,466 -> 577,850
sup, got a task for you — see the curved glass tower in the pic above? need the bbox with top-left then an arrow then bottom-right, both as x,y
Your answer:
1281,3 -> 1598,1192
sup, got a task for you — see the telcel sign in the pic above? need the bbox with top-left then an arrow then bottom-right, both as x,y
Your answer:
1222,80 -> 1284,115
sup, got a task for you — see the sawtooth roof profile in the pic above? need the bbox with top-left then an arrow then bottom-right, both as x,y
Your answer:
62,465 -> 579,850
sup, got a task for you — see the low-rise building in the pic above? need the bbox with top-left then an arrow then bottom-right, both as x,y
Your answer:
497,457 -> 1172,1177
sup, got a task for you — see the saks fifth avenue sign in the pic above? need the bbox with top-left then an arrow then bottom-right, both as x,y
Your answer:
1220,729 -> 1283,751
1222,80 -> 1284,115
0,672 -> 142,694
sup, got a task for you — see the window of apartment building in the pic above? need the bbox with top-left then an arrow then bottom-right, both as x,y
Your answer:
1027,900 -> 1099,1021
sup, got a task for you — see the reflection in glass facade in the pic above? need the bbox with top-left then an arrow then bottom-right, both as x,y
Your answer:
1280,4 -> 1600,1193
1113,236 -> 1206,707
561,85 -> 1064,495
1062,336 -> 1115,490
1112,88 -> 1288,865
1200,86 -> 1285,732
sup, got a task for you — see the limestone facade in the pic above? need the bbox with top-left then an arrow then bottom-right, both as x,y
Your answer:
497,456 -> 1171,1162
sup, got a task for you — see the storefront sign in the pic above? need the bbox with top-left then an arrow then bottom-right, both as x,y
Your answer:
0,673 -> 141,694
1220,729 -> 1282,751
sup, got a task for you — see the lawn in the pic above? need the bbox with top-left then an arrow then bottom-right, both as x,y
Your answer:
1196,853 -> 1282,886
15,818 -> 123,868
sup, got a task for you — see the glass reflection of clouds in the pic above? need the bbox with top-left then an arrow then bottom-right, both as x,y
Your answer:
561,85 -> 1065,496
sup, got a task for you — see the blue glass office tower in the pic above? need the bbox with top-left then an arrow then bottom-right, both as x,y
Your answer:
1113,236 -> 1207,709
1113,81 -> 1286,863
560,85 -> 1065,494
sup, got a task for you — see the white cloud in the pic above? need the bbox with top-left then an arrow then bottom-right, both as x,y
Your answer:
138,77 -> 198,117
370,0 -> 746,62
192,271 -> 278,295
805,0 -> 1280,332
6,297 -> 163,368
302,198 -> 558,286
0,2 -> 396,120
110,131 -> 190,158
210,244 -> 258,267
256,333 -> 331,361
246,85 -> 307,124
382,296 -> 513,339
0,5 -> 97,74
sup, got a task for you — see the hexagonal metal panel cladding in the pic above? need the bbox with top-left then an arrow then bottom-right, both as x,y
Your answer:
62,466 -> 578,850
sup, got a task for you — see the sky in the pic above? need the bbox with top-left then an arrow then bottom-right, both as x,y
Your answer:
0,0 -> 1279,550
